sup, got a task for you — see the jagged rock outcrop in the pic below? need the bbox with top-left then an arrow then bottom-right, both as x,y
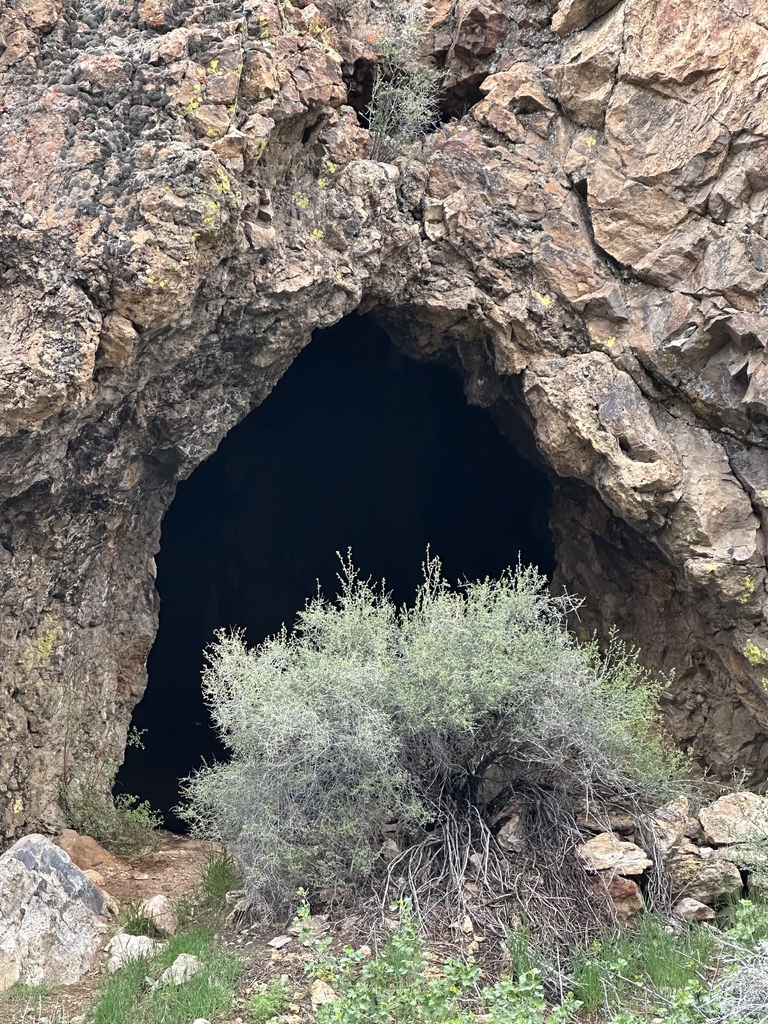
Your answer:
1,0 -> 767,837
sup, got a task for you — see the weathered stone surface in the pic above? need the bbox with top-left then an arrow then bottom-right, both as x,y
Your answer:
105,933 -> 161,972
1,0 -> 768,836
590,872 -> 645,922
648,797 -> 701,856
160,952 -> 199,985
140,894 -> 179,937
0,835 -> 107,988
665,841 -> 743,904
576,832 -> 652,875
552,0 -> 621,36
672,897 -> 716,924
700,793 -> 768,846
54,829 -> 116,871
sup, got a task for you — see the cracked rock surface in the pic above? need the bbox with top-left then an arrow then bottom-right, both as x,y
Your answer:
1,0 -> 768,837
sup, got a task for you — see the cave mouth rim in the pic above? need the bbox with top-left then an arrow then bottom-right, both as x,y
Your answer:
114,311 -> 558,830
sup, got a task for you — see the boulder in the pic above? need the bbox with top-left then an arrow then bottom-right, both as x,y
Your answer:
576,832 -> 652,874
105,933 -> 161,972
665,842 -> 743,904
140,894 -> 179,937
0,834 -> 108,990
54,829 -> 116,870
700,793 -> 768,846
673,897 -> 716,923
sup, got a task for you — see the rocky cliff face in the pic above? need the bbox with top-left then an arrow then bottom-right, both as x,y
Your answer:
1,0 -> 767,837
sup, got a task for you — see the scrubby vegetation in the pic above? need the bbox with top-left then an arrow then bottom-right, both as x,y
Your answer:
365,0 -> 441,159
300,896 -> 768,1024
63,789 -> 162,858
180,554 -> 684,938
63,729 -> 162,857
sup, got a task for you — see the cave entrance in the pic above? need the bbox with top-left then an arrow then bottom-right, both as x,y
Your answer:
116,314 -> 556,829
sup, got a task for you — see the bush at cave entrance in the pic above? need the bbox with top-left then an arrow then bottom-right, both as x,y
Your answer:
179,555 -> 685,929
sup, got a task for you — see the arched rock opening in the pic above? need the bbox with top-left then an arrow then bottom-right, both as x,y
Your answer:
116,314 -> 555,827
3,0 -> 768,843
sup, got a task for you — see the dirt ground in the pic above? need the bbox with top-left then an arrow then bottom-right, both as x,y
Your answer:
0,830 -> 508,1024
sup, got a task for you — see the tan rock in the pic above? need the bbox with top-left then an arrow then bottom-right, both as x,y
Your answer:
666,843 -> 743,904
576,833 -> 652,875
24,0 -> 60,34
590,872 -> 644,922
140,895 -> 178,937
186,104 -> 232,140
83,868 -> 105,887
700,792 -> 768,846
552,0 -> 621,36
310,979 -> 337,1008
648,797 -> 701,855
549,4 -> 624,127
673,897 -> 716,923
54,830 -> 116,871
97,314 -> 138,369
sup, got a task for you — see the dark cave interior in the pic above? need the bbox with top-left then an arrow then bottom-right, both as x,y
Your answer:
116,314 -> 556,829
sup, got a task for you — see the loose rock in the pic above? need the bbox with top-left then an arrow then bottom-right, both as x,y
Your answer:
140,894 -> 179,937
576,833 -> 652,875
160,953 -> 200,985
672,898 -> 716,923
311,979 -> 337,1008
105,933 -> 161,972
0,834 -> 108,990
700,793 -> 768,846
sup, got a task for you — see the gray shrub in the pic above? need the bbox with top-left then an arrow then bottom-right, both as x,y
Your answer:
179,555 -> 684,925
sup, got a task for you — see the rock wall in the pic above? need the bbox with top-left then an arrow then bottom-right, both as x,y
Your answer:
1,0 -> 767,837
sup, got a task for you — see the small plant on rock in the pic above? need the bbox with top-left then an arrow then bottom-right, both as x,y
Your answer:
365,0 -> 441,160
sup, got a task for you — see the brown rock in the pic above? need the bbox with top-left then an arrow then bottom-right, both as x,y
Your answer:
576,833 -> 652,875
672,897 -> 716,923
452,0 -> 508,58
590,872 -> 645,922
700,793 -> 768,846
549,5 -> 623,128
54,830 -> 116,871
3,0 -> 768,845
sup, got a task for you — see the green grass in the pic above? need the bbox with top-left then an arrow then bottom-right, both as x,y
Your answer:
572,915 -> 717,1014
90,929 -> 242,1024
0,982 -> 53,1003
507,922 -> 544,981
197,847 -> 241,919
121,899 -> 158,938
250,977 -> 290,1023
